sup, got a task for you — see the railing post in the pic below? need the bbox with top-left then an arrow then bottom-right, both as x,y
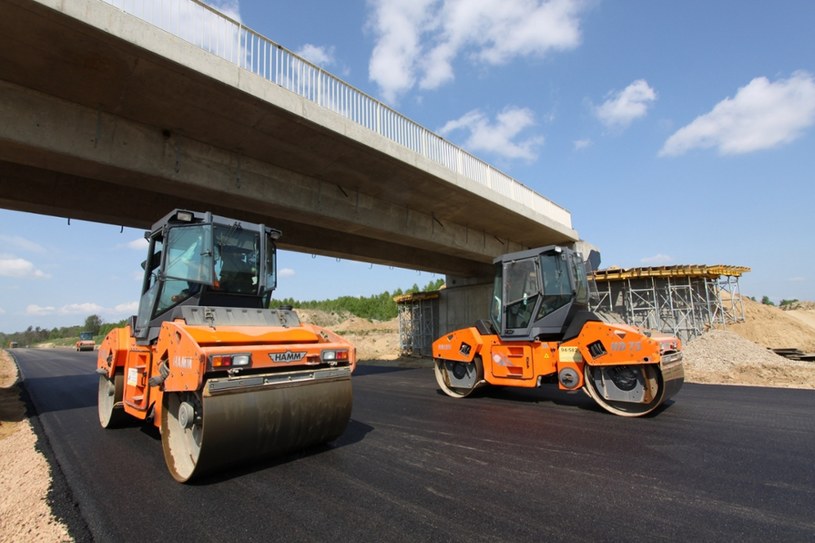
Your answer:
239,23 -> 245,70
316,68 -> 322,107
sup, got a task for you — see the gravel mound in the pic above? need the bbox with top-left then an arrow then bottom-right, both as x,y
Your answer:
683,330 -> 815,388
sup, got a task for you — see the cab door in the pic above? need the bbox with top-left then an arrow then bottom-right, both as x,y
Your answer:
501,258 -> 542,339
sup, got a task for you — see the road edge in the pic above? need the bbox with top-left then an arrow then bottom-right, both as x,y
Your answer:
12,351 -> 94,543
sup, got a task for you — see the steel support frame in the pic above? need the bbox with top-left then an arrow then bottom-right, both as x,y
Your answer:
591,273 -> 745,343
397,298 -> 437,356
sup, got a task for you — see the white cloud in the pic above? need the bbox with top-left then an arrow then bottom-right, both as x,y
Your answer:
207,0 -> 240,19
26,302 -> 106,316
125,238 -> 149,250
368,0 -> 587,103
296,44 -> 336,67
367,0 -> 436,103
63,303 -> 105,314
573,138 -> 592,150
113,301 -> 139,314
25,301 -> 139,318
660,71 -> 815,157
0,234 -> 45,253
640,254 -> 672,265
25,304 -> 56,316
439,107 -> 544,160
0,307 -> 6,315
278,267 -> 296,278
594,79 -> 657,129
0,255 -> 49,278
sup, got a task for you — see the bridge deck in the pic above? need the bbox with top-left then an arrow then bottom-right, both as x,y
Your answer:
0,0 -> 578,277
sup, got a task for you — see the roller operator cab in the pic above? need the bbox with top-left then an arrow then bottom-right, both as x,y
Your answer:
432,245 -> 684,417
97,210 -> 356,482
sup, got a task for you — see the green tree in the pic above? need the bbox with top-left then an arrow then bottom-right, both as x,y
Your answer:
84,314 -> 103,335
268,277 -> 448,322
423,278 -> 445,291
760,296 -> 775,306
98,319 -> 128,339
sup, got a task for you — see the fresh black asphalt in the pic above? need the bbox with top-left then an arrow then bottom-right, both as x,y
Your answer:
11,348 -> 815,542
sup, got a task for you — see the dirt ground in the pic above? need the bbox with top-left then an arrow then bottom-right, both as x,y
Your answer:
2,298 -> 814,542
0,349 -> 72,543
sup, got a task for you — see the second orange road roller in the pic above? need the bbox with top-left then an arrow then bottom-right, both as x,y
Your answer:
97,210 -> 356,482
433,245 -> 684,417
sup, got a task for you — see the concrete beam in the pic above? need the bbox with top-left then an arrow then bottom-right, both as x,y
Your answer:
0,80 -> 503,274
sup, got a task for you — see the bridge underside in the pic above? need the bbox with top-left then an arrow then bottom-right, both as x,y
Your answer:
0,0 -> 578,279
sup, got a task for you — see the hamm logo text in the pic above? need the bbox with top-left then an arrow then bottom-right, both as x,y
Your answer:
270,351 -> 306,363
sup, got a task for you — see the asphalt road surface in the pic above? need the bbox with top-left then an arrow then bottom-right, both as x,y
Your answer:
12,348 -> 815,542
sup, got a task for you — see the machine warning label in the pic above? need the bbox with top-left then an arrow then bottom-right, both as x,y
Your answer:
270,351 -> 306,363
127,367 -> 139,387
558,346 -> 583,362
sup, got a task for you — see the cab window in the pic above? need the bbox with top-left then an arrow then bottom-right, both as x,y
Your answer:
537,252 -> 571,318
214,225 -> 260,294
505,259 -> 539,329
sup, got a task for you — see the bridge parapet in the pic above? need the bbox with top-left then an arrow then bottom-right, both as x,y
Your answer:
100,0 -> 571,231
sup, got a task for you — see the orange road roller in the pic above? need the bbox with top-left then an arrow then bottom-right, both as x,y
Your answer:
97,210 -> 355,482
433,245 -> 683,417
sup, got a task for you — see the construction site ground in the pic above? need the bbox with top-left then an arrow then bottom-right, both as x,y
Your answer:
2,297 -> 814,542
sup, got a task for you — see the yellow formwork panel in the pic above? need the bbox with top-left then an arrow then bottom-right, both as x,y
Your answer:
591,264 -> 751,282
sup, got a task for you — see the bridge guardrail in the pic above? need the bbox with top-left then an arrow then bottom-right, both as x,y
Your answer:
102,0 -> 572,230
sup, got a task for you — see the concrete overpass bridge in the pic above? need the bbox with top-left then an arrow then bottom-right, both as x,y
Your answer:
0,0 -> 580,330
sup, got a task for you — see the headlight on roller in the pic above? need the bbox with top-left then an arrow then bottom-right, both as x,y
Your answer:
232,354 -> 251,366
321,350 -> 349,363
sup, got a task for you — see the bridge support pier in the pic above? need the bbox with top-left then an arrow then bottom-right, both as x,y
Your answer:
438,275 -> 493,337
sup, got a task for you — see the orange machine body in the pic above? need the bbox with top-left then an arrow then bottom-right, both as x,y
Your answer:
433,320 -> 681,392
97,318 -> 356,427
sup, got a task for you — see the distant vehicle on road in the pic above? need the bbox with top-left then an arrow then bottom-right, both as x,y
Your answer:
75,332 -> 95,352
8,341 -> 18,348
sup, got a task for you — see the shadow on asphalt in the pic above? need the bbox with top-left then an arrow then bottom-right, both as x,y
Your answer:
470,384 -> 678,418
353,364 -> 427,377
188,418 -> 375,486
353,357 -> 434,376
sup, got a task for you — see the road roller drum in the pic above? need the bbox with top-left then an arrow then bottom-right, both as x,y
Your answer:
162,367 -> 352,482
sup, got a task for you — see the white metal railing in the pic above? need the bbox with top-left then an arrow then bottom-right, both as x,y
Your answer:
101,0 -> 572,229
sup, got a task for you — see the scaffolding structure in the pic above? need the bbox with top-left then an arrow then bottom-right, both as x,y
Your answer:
395,291 -> 440,357
590,264 -> 751,343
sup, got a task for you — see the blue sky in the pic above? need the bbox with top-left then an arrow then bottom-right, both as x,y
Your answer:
2,0 -> 814,333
